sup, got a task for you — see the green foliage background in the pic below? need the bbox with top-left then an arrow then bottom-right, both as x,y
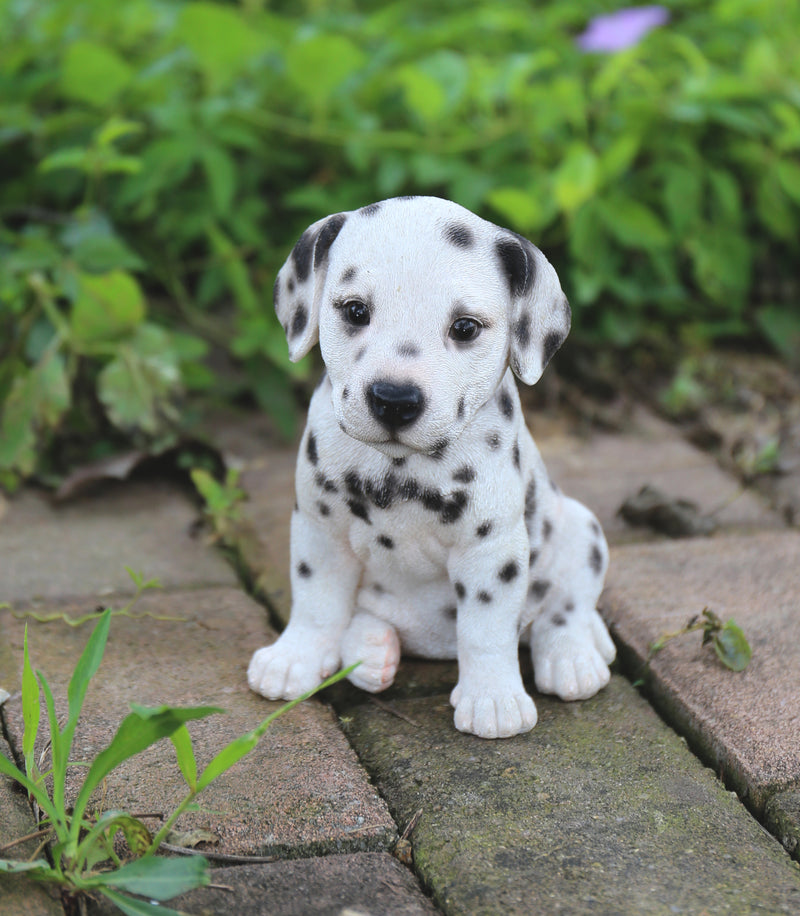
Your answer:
1,0 -> 800,486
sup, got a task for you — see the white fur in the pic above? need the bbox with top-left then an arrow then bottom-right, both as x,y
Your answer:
248,197 -> 615,738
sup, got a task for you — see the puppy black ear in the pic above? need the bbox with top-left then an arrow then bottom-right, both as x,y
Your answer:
274,212 -> 348,361
497,233 -> 571,385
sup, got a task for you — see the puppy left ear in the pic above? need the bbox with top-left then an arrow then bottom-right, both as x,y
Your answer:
496,233 -> 571,386
274,212 -> 349,361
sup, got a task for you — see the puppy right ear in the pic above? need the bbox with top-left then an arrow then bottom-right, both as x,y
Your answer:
274,212 -> 348,361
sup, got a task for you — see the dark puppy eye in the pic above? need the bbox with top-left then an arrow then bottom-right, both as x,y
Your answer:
449,317 -> 482,343
344,299 -> 370,327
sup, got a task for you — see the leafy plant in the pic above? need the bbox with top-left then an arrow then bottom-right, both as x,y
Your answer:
647,607 -> 752,672
0,604 -> 354,915
190,466 -> 246,549
2,0 -> 800,487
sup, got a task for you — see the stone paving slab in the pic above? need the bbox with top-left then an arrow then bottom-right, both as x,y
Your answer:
0,740 -> 63,916
0,480 -> 236,606
601,531 -> 800,812
0,588 -> 396,860
341,675 -> 800,916
92,853 -> 439,916
536,407 -> 780,543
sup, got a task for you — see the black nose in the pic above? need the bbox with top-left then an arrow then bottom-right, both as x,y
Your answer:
367,381 -> 425,430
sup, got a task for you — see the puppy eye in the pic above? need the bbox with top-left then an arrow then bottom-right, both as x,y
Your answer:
449,317 -> 482,343
344,299 -> 370,327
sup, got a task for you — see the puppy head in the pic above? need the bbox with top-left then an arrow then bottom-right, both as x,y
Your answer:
274,197 -> 570,457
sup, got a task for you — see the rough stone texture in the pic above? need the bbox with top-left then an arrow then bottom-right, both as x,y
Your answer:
536,407 -> 780,544
0,588 -> 395,859
0,741 -> 64,916
0,480 -> 236,606
766,789 -> 800,863
601,531 -> 800,810
342,676 -> 800,916
91,853 -> 439,916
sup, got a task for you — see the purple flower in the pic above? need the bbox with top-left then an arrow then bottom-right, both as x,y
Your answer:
576,5 -> 670,53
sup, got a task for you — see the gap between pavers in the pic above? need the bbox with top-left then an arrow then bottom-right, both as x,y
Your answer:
340,676 -> 800,916
601,531 -> 800,817
0,480 -> 237,606
92,852 -> 438,916
0,587 -> 396,861
0,740 -> 63,916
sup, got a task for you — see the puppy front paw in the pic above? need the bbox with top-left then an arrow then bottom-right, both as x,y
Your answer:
531,611 -> 615,701
247,638 -> 339,700
450,683 -> 537,739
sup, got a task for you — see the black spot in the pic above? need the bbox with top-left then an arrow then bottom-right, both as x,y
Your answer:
355,347 -> 367,362
317,501 -> 331,517
290,305 -> 308,339
392,456 -> 407,467
542,518 -> 553,540
495,236 -> 534,298
314,472 -> 338,493
287,277 -> 296,293
443,605 -> 458,621
513,313 -> 531,349
529,549 -> 539,567
457,396 -> 465,420
590,543 -> 604,574
297,562 -> 313,578
399,478 -> 420,500
429,438 -> 449,460
377,534 -> 394,549
529,579 -> 551,600
524,480 -> 537,519
455,581 -> 466,600
498,560 -> 519,583
452,465 -> 476,484
360,202 -> 382,216
476,521 -> 493,538
345,470 -> 364,497
314,213 -> 347,266
441,490 -> 468,525
306,431 -> 318,466
347,499 -> 371,524
477,590 -> 493,604
421,488 -> 443,512
564,600 -> 575,613
342,386 -> 350,401
551,614 -> 567,627
512,441 -> 520,470
444,223 -> 474,248
486,432 -> 501,451
341,266 -> 357,283
397,342 -> 420,358
590,519 -> 601,537
273,276 -> 281,310
290,230 -> 314,282
498,389 -> 514,419
372,582 -> 385,594
542,330 -> 565,368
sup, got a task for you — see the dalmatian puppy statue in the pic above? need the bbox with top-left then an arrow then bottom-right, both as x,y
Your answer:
248,196 -> 615,739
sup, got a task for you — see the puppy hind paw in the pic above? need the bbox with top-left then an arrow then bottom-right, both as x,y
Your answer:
341,616 -> 401,693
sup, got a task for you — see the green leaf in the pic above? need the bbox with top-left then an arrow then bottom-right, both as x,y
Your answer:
61,41 -> 134,108
71,270 -> 146,345
598,195 -> 671,249
662,165 -> 703,234
553,144 -> 599,213
22,626 -> 41,777
199,145 -> 236,217
98,888 -> 189,916
713,621 -> 752,672
90,855 -> 209,901
38,147 -> 90,175
0,858 -> 53,875
97,324 -> 182,436
486,188 -> 548,234
756,305 -> 800,362
777,159 -> 800,204
71,705 -> 222,838
170,725 -> 197,791
286,35 -> 367,105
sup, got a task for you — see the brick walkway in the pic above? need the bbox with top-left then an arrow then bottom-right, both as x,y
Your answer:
1,403 -> 799,915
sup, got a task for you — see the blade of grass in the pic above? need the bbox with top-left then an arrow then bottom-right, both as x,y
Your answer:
98,887 -> 190,916
21,626 -> 40,779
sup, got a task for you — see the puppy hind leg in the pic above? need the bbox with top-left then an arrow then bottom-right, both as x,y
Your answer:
341,612 -> 401,693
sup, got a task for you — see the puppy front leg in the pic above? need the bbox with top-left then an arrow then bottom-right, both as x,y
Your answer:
448,523 -> 537,739
248,509 -> 360,700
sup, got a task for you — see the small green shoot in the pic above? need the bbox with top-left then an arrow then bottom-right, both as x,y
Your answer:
647,607 -> 752,672
190,467 -> 245,548
0,601 -> 356,915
